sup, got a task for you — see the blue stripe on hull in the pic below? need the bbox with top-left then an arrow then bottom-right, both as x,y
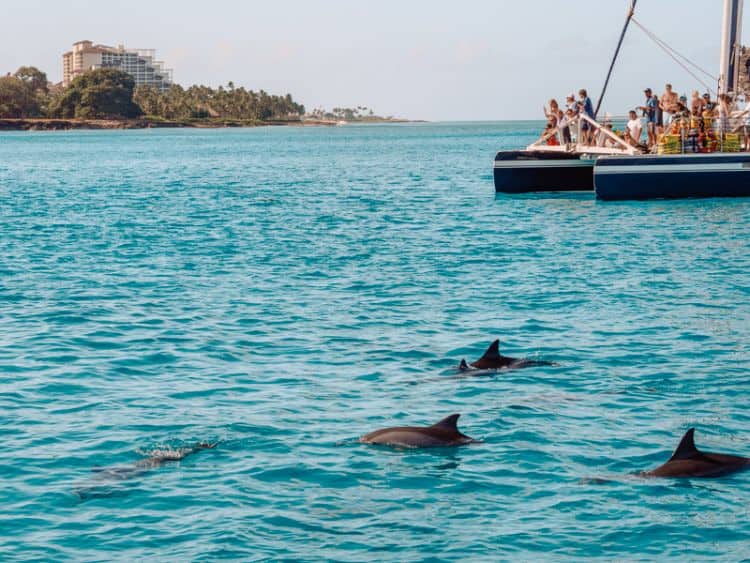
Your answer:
595,154 -> 750,200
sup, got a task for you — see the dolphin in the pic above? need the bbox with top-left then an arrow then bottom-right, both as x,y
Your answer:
90,442 -> 217,480
459,339 -> 552,371
360,414 -> 480,448
75,442 -> 216,499
642,428 -> 750,478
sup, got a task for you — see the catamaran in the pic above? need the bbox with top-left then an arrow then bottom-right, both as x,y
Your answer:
494,0 -> 750,200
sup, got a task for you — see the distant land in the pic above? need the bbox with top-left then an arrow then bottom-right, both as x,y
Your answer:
0,115 -> 415,131
0,65 -> 414,131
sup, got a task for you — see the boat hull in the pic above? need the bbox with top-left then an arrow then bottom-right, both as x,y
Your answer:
494,151 -> 594,193
595,153 -> 750,200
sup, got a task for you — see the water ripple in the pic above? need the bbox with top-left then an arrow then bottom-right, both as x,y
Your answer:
1,124 -> 749,560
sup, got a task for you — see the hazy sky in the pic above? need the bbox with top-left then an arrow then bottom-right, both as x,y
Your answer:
1,1 -> 744,120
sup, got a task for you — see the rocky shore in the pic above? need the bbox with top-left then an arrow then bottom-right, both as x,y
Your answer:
0,117 -> 417,131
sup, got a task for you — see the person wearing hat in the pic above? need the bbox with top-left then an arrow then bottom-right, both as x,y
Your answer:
558,108 -> 573,145
561,93 -> 578,144
638,88 -> 658,147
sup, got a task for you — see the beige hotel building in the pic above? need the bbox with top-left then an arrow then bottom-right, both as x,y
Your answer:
62,40 -> 173,91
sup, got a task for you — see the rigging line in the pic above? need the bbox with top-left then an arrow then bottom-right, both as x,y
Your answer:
594,0 -> 638,119
631,17 -> 717,82
631,18 -> 715,94
632,18 -> 716,80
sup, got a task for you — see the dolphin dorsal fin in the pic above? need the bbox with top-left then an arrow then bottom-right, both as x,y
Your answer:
479,340 -> 501,360
669,428 -> 699,461
431,414 -> 460,432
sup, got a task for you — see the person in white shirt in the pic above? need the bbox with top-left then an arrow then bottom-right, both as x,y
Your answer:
626,110 -> 643,146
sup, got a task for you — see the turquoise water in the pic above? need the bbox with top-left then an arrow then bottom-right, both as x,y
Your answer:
1,122 -> 750,561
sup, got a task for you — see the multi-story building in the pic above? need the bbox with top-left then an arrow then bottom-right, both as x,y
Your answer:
62,40 -> 173,91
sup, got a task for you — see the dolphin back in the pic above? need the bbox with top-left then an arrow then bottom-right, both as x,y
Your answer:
644,429 -> 750,478
360,414 -> 479,448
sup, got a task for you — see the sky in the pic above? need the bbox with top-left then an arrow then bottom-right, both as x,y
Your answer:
1,0 -> 745,121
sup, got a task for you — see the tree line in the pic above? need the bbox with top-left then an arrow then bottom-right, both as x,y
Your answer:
311,106 -> 375,120
133,82 -> 304,120
0,66 -> 305,121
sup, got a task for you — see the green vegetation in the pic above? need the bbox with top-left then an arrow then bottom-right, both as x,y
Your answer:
0,66 -> 48,117
49,68 -> 142,119
308,106 -> 397,122
134,84 -> 304,121
0,65 -> 305,124
331,106 -> 375,120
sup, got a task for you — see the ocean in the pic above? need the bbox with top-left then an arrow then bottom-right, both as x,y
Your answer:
1,122 -> 749,561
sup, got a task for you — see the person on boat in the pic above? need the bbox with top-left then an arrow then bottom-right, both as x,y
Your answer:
543,98 -> 560,121
690,90 -> 706,117
542,119 -> 560,145
543,99 -> 566,145
703,92 -> 716,112
698,117 -> 718,152
735,92 -> 750,150
596,115 -> 616,148
687,91 -> 706,133
716,93 -> 732,135
653,94 -> 664,136
577,89 -> 595,144
562,94 -> 578,144
558,108 -> 573,144
674,100 -> 691,133
625,110 -> 643,147
638,88 -> 658,147
565,93 -> 578,115
659,83 -> 679,125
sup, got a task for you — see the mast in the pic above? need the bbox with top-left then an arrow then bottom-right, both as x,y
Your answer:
594,0 -> 637,119
719,0 -> 744,95
734,0 -> 744,91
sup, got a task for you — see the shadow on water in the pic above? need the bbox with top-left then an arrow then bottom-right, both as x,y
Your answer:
581,473 -> 736,494
438,361 -> 560,379
494,191 -> 593,202
338,435 -> 469,472
74,482 -> 144,501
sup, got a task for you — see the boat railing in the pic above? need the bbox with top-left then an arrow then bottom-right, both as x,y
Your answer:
528,110 -> 750,156
578,113 -> 639,155
655,112 -> 748,155
526,113 -> 639,156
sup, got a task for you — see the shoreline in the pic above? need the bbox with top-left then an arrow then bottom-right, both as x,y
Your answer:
0,117 -> 420,131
